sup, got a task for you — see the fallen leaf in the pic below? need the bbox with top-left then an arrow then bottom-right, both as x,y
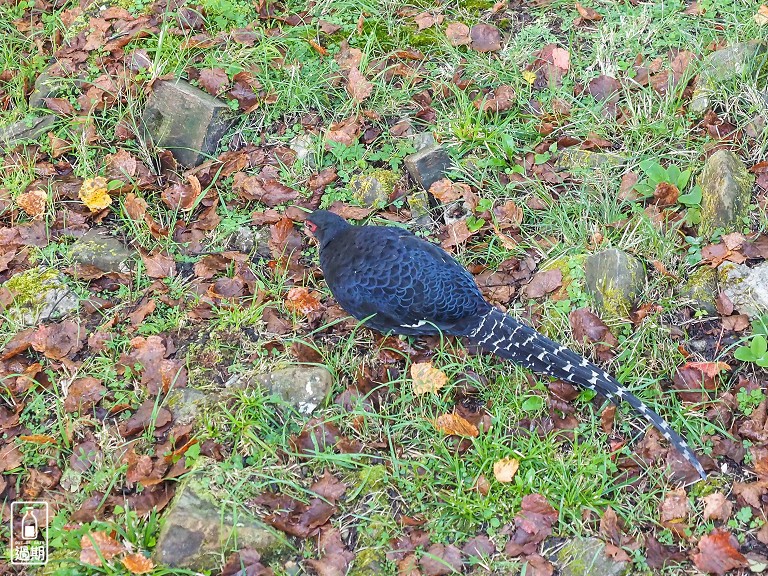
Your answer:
432,413 -> 479,437
654,181 -> 679,207
429,178 -> 469,203
411,362 -> 448,395
414,11 -> 444,30
659,488 -> 689,522
419,543 -> 463,575
522,269 -> 562,299
347,66 -> 373,103
221,548 -> 272,576
445,22 -> 471,46
493,457 -> 520,483
198,67 -> 229,95
701,492 -> 732,522
755,5 -> 768,25
693,529 -> 747,575
122,554 -> 155,574
470,23 -> 501,52
285,287 -> 322,315
475,84 -> 516,113
79,177 -> 112,212
80,531 -> 126,566
140,250 -> 176,279
575,2 -> 602,21
326,116 -> 361,147
17,190 -> 47,219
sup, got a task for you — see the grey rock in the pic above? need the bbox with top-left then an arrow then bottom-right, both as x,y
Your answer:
697,150 -> 753,238
165,388 -> 209,426
718,261 -> 768,319
679,266 -> 718,314
0,115 -> 56,147
234,366 -> 333,415
692,41 -> 768,114
556,149 -> 626,171
557,537 -> 629,576
2,267 -> 79,326
142,79 -> 233,167
70,228 -> 136,273
350,169 -> 398,208
585,249 -> 646,316
405,145 -> 452,191
29,70 -> 77,108
154,462 -> 289,570
407,188 -> 432,225
411,131 -> 436,152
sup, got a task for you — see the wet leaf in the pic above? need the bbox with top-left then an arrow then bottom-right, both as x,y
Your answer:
522,269 -> 562,299
469,23 -> 501,52
493,457 -> 520,483
411,362 -> 448,395
326,116 -> 361,147
445,22 -> 471,46
80,531 -> 126,566
198,67 -> 229,95
122,554 -> 155,574
285,287 -> 322,315
64,377 -> 106,413
17,190 -> 47,219
140,250 -> 176,279
346,66 -> 373,103
432,413 -> 479,437
79,177 -> 112,212
701,492 -> 732,522
693,529 -> 747,575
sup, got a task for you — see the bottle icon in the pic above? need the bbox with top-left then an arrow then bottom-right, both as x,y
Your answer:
21,508 -> 38,540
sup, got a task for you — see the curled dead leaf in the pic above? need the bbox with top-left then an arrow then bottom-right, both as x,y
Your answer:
79,177 -> 112,212
411,362 -> 448,395
432,413 -> 479,437
493,457 -> 520,483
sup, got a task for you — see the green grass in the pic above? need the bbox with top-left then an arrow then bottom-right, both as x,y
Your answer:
2,0 -> 767,572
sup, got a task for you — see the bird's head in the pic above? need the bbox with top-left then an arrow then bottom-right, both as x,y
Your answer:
305,210 -> 350,249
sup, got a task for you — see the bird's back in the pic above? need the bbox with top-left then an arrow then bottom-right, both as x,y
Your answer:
319,225 -> 489,335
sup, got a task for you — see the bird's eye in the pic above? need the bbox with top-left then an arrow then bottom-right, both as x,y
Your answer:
306,221 -> 318,233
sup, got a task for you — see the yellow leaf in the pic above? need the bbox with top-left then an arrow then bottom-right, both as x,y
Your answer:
432,413 -> 479,437
493,457 -> 519,483
755,5 -> 768,25
522,70 -> 536,85
411,362 -> 448,395
79,177 -> 112,212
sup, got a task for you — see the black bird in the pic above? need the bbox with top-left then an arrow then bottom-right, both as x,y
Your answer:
305,209 -> 707,480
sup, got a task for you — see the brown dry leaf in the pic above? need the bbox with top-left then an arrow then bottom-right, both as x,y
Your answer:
432,413 -> 479,437
79,177 -> 112,212
122,554 -> 154,574
347,66 -> 373,103
475,85 -> 516,113
755,5 -> 768,25
493,457 -> 520,483
414,11 -> 444,30
701,492 -> 733,522
222,548 -> 272,576
285,287 -> 322,315
522,269 -> 562,299
419,543 -> 463,575
80,531 -> 126,566
470,23 -> 501,52
140,250 -> 176,279
445,22 -> 471,46
659,488 -> 689,522
575,2 -> 602,21
429,178 -> 469,203
64,377 -> 106,413
411,362 -> 448,395
693,529 -> 747,575
654,181 -> 679,207
198,67 -> 229,95
570,308 -> 618,348
17,190 -> 47,219
474,474 -> 490,496
326,116 -> 361,147
441,219 -> 477,248
334,42 -> 363,71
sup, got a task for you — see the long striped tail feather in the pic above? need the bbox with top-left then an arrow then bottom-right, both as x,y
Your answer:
467,307 -> 706,480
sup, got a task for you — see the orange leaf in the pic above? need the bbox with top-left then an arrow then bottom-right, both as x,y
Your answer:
411,362 -> 448,395
493,457 -> 520,483
19,434 -> 57,444
80,531 -> 126,566
285,287 -> 322,315
432,413 -> 479,437
122,553 -> 155,574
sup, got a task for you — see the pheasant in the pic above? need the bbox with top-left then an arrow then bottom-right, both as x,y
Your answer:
304,209 -> 707,479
